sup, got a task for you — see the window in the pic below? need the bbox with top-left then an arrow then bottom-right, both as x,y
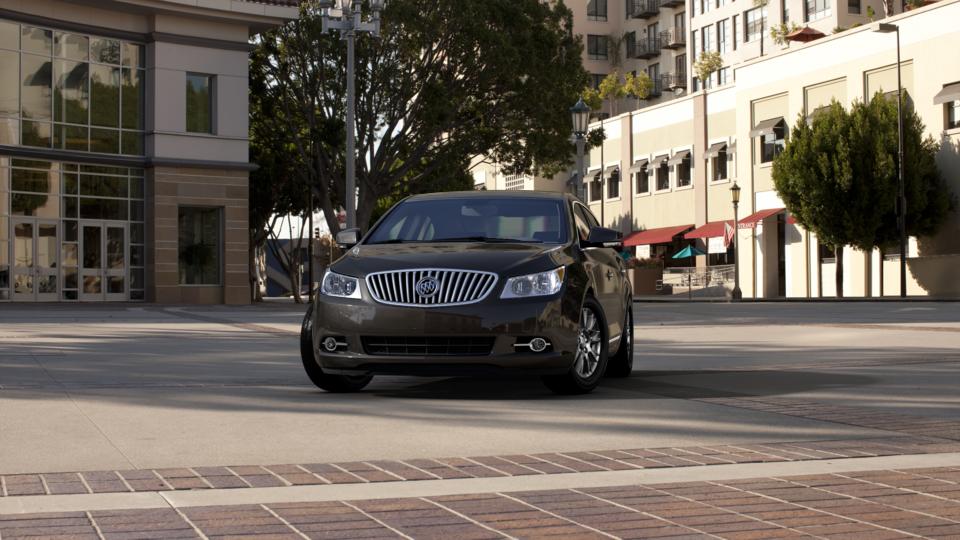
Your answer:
178,207 -> 222,285
587,0 -> 608,21
625,32 -> 637,59
186,73 -> 214,134
589,173 -> 602,202
761,124 -> 786,163
745,7 -> 767,42
591,73 -> 606,89
587,35 -> 608,60
675,54 -> 687,79
701,0 -> 711,14
733,15 -> 740,50
674,152 -> 692,188
647,63 -> 660,95
655,158 -> 669,190
948,100 -> 960,129
691,29 -> 698,61
712,147 -> 728,181
717,67 -> 730,86
607,169 -> 620,199
675,13 -> 686,36
783,0 -> 792,21
702,25 -> 714,52
635,166 -> 649,194
848,0 -> 861,13
805,0 -> 831,21
0,20 -> 145,155
573,205 -> 591,243
717,19 -> 728,54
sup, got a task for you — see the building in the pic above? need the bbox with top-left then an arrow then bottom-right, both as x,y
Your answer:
585,0 -> 960,298
0,0 -> 298,304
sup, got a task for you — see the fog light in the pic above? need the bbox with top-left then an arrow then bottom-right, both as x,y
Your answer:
529,337 -> 549,353
322,336 -> 340,352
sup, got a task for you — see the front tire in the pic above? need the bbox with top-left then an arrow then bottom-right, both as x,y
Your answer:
605,305 -> 633,378
542,296 -> 608,395
300,305 -> 372,393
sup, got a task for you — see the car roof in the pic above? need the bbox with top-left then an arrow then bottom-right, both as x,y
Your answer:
405,190 -> 570,202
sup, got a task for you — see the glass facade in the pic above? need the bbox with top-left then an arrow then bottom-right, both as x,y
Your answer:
0,158 -> 145,301
0,18 -> 145,155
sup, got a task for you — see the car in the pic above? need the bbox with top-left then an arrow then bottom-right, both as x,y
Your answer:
300,191 -> 634,395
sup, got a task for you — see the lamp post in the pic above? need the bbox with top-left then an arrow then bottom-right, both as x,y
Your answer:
730,181 -> 742,301
874,22 -> 906,298
318,0 -> 386,230
570,98 -> 591,201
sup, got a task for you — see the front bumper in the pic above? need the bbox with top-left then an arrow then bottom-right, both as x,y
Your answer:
311,294 -> 578,376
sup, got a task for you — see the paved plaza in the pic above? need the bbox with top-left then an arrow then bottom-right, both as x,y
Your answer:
1,301 -> 959,538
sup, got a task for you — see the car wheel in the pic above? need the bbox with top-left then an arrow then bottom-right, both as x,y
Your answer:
605,305 -> 633,378
542,296 -> 608,395
300,305 -> 373,393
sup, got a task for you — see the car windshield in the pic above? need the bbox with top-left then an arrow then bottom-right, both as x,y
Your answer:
365,197 -> 569,245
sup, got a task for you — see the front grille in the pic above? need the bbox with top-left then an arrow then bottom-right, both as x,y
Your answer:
361,336 -> 496,357
365,269 -> 498,307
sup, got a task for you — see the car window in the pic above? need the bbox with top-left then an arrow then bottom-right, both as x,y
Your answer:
580,204 -> 601,229
572,204 -> 592,243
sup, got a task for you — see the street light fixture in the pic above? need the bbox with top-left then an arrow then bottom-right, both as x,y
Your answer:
570,98 -> 591,201
730,181 -> 743,301
874,22 -> 907,298
319,0 -> 387,230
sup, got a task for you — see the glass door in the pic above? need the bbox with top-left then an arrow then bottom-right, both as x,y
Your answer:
11,219 -> 59,302
80,221 -> 127,301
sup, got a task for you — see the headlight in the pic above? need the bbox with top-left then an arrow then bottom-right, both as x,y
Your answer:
501,267 -> 565,299
320,270 -> 362,299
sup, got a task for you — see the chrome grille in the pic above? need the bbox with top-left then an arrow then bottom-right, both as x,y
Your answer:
365,269 -> 498,307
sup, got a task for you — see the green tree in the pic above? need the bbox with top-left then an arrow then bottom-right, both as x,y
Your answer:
598,71 -> 628,116
693,51 -> 723,89
773,95 -> 953,297
624,71 -> 653,103
250,0 -> 587,236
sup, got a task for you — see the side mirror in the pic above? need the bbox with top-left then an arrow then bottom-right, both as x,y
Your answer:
335,228 -> 361,249
585,226 -> 623,250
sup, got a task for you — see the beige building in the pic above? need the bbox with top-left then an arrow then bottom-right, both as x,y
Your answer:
0,0 -> 297,304
586,0 -> 960,298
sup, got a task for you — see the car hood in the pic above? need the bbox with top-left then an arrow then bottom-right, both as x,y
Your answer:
332,242 -> 571,277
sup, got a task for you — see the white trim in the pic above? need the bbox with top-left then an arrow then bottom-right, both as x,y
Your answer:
671,145 -> 694,190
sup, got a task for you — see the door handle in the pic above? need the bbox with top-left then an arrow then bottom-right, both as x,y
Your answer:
606,270 -> 614,279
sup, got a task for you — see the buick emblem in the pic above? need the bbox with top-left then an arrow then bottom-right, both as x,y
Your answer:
415,276 -> 440,298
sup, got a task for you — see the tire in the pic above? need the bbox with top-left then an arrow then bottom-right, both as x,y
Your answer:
542,296 -> 608,395
300,305 -> 373,393
605,305 -> 633,378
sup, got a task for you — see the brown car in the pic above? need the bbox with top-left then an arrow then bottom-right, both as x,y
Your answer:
300,191 -> 633,394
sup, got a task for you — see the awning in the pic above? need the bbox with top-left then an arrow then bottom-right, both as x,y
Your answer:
624,224 -> 694,247
750,117 -> 785,137
685,220 -> 734,239
728,140 -> 737,153
933,82 -> 960,105
704,142 -> 727,159
629,159 -> 649,172
738,208 -> 784,229
650,155 -> 668,167
667,150 -> 690,166
604,165 -> 620,178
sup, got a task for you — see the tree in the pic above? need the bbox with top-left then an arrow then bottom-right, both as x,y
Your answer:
772,95 -> 953,297
598,71 -> 628,116
624,71 -> 653,104
770,22 -> 801,46
250,0 -> 587,237
693,51 -> 723,89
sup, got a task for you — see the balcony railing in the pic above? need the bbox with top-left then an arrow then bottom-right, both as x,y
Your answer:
646,78 -> 663,98
659,0 -> 685,7
633,37 -> 661,59
661,72 -> 687,90
628,0 -> 660,19
659,27 -> 686,49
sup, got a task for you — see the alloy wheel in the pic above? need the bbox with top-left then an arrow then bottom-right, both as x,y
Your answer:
574,306 -> 603,378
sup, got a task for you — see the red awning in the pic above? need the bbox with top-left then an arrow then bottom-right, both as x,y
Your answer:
624,224 -> 694,247
685,220 -> 734,239
738,208 -> 785,229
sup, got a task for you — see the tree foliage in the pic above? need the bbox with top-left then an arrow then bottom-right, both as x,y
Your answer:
772,94 -> 954,297
693,51 -> 723,87
250,0 -> 587,235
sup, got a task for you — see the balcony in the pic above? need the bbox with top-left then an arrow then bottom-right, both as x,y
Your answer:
661,72 -> 687,91
660,0 -> 685,7
659,28 -> 686,49
646,78 -> 663,98
633,38 -> 661,59
628,0 -> 660,19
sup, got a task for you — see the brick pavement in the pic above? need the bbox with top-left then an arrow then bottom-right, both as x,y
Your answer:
4,466 -> 960,539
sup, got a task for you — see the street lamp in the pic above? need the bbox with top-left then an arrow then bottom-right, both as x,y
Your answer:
570,98 -> 591,201
874,22 -> 907,298
318,0 -> 386,230
730,181 -> 742,301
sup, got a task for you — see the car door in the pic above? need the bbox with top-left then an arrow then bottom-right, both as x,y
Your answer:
573,203 -> 624,342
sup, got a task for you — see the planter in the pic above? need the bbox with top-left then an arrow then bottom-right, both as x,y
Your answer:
628,267 -> 663,296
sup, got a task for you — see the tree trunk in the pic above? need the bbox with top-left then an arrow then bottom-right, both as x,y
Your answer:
289,258 -> 303,304
834,245 -> 844,298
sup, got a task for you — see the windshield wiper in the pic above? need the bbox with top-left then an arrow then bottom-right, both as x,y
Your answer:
430,236 -> 543,244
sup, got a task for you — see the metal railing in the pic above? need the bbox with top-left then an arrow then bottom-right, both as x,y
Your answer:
659,27 -> 686,48
633,37 -> 661,59
661,72 -> 687,90
628,0 -> 660,19
657,265 -> 735,298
